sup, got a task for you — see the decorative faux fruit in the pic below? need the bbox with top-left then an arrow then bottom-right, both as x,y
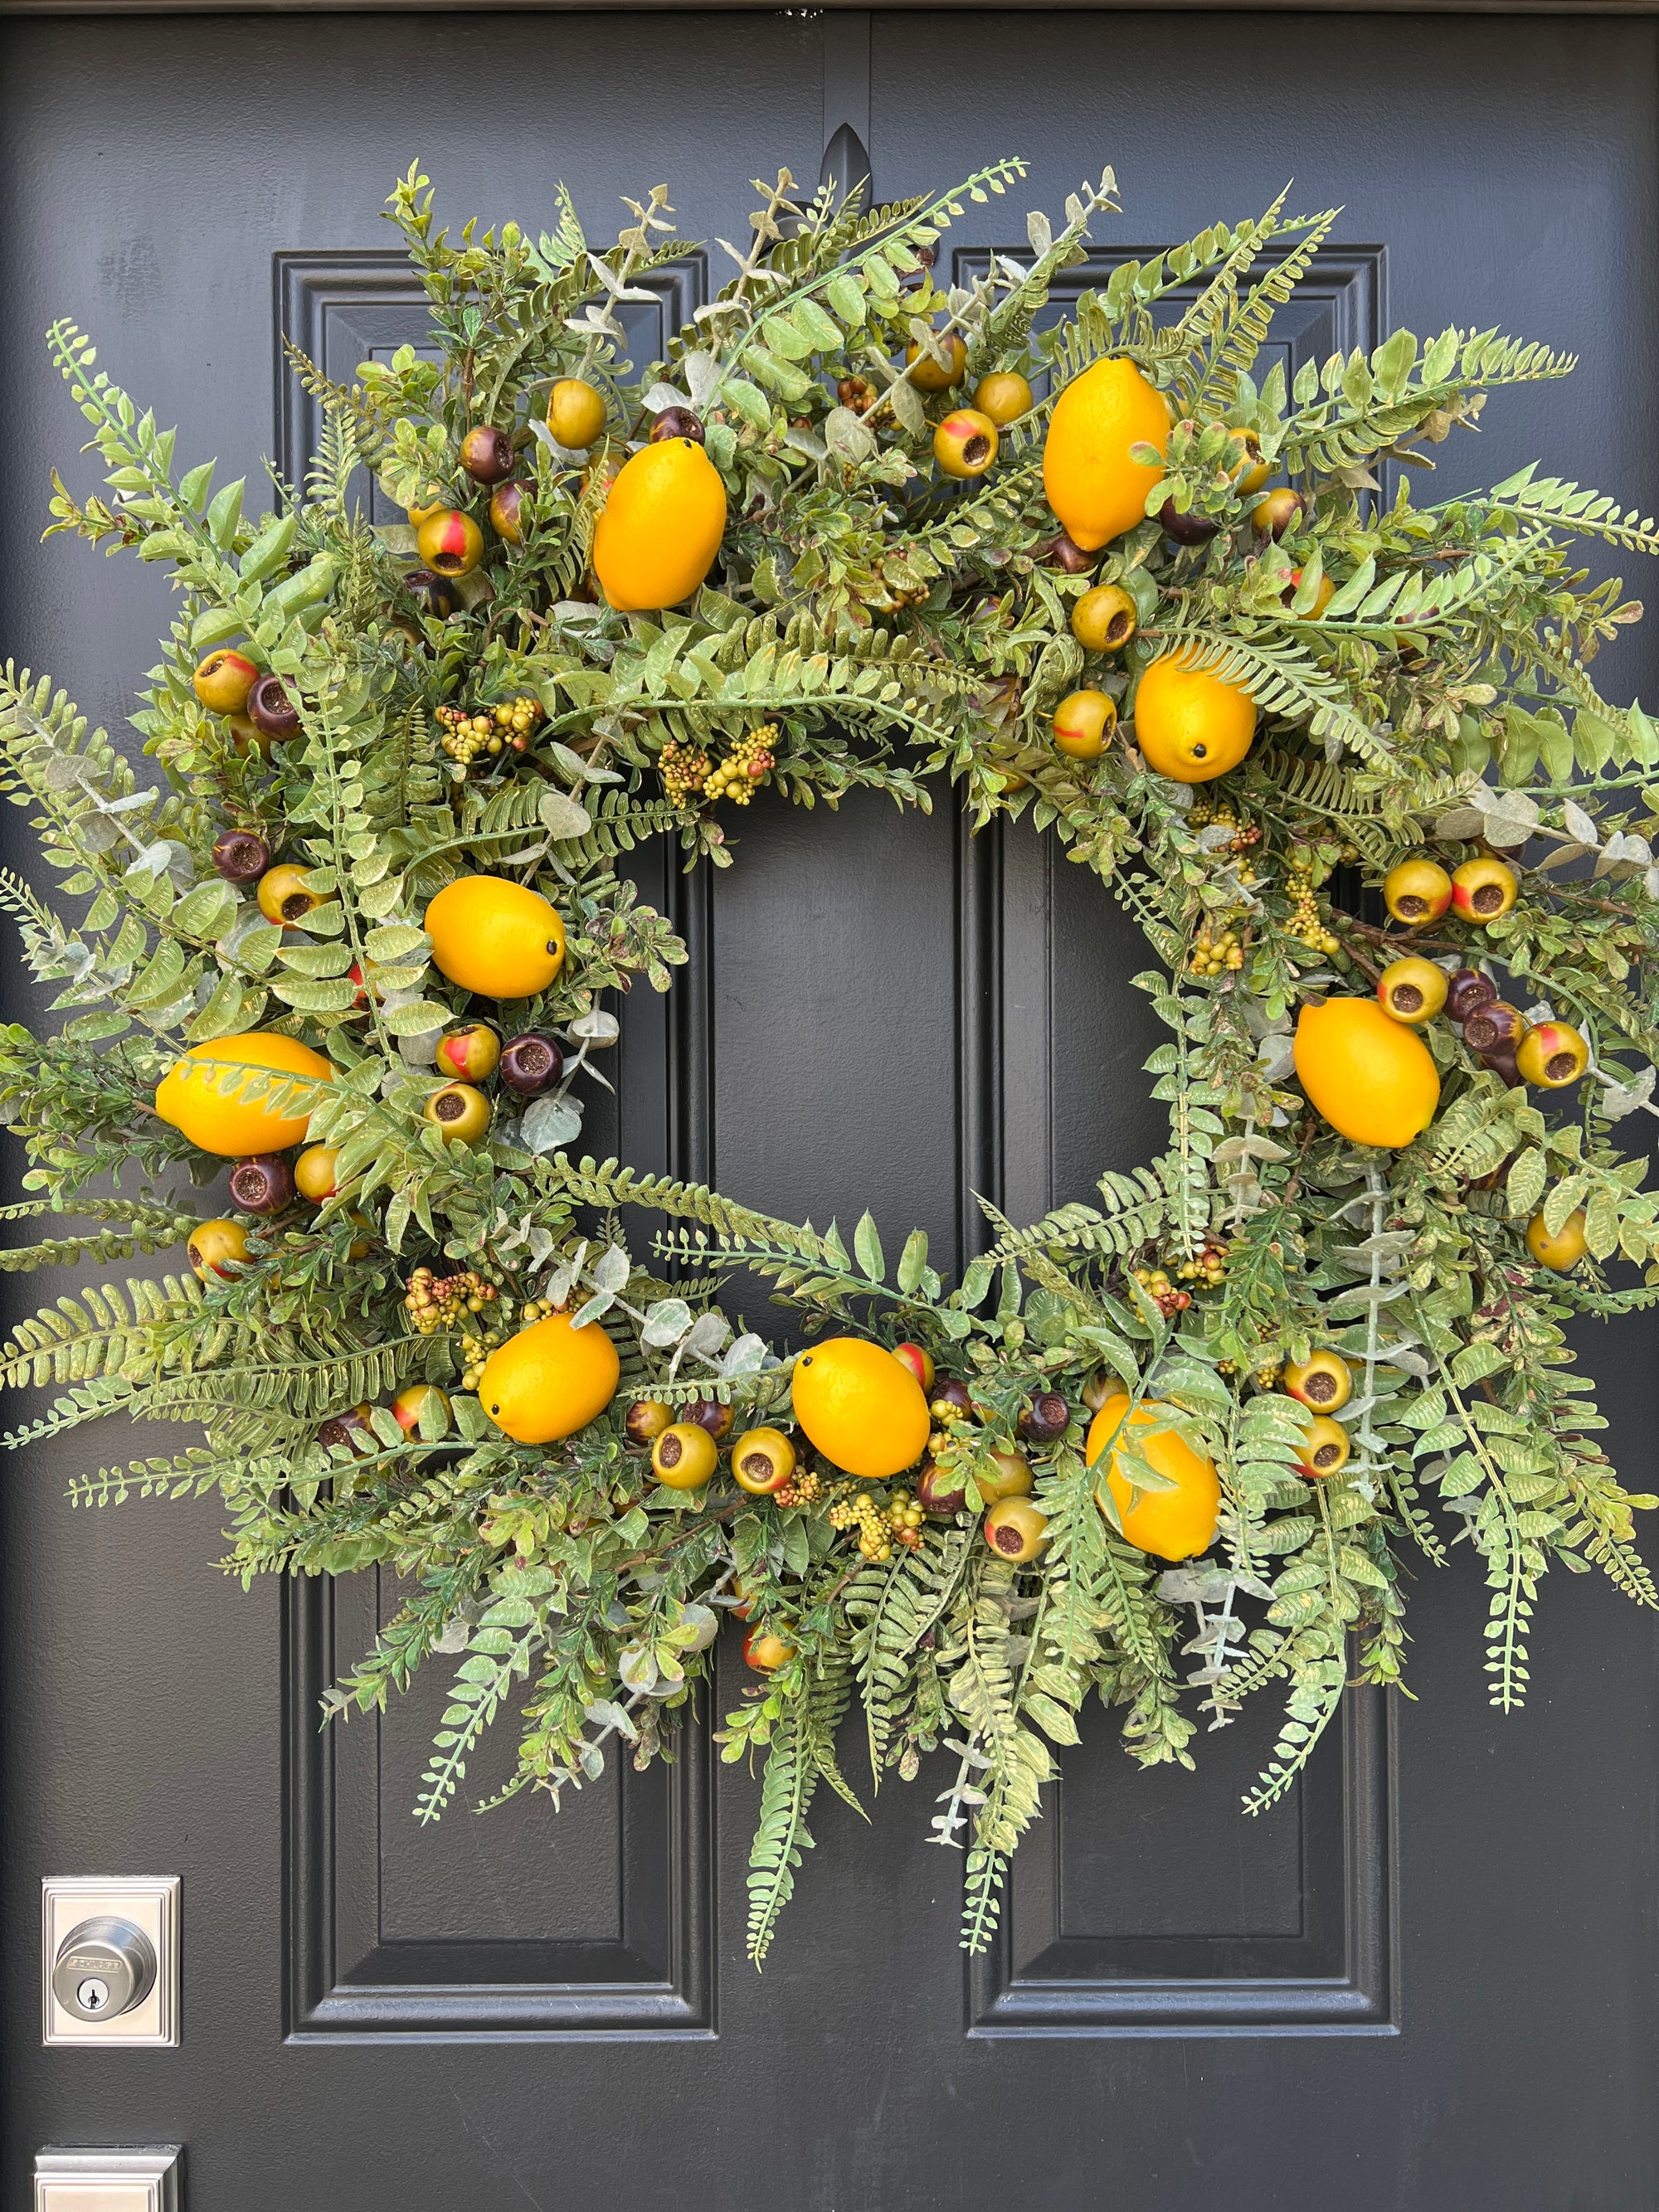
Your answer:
1293,998 -> 1439,1148
984,1495 -> 1050,1561
791,1335 -> 931,1479
934,408 -> 999,479
316,1403 -> 373,1450
1251,487 -> 1304,540
1297,1415 -> 1352,1479
155,1032 -> 333,1155
416,509 -> 484,578
732,1427 -> 797,1495
1445,966 -> 1497,1022
1282,1350 -> 1351,1413
211,828 -> 270,883
975,1448 -> 1034,1502
437,1024 -> 501,1082
489,482 -> 526,544
1018,1391 -> 1070,1443
917,1462 -> 969,1517
1159,498 -> 1219,546
1133,652 -> 1257,784
247,674 -> 301,741
592,439 -> 727,612
625,1398 -> 674,1444
192,649 -> 257,714
1462,999 -> 1526,1057
649,406 -> 705,445
1515,1020 -> 1589,1088
392,1383 -> 450,1433
425,876 -> 566,999
1052,688 -> 1117,761
893,1342 -> 936,1393
257,863 -> 316,927
1228,428 -> 1271,493
226,713 -> 270,759
744,1628 -> 795,1672
228,1153 -> 294,1214
478,1310 -> 620,1443
1452,856 -> 1519,923
1043,531 -> 1093,575
972,372 -> 1032,425
498,1032 -> 565,1094
294,1144 -> 341,1201
547,377 -> 607,450
404,567 -> 456,619
906,332 -> 967,391
929,1378 -> 975,1422
1527,1208 -> 1588,1271
1042,357 -> 1169,552
1087,1393 -> 1220,1561
1377,956 -> 1447,1026
1072,583 -> 1136,654
460,425 -> 514,484
1283,567 -> 1335,615
686,1397 -> 735,1442
187,1217 -> 250,1281
651,1422 -> 718,1490
424,1082 -> 490,1145
1384,858 -> 1454,926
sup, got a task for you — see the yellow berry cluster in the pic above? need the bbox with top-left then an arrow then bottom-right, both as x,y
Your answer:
1284,865 -> 1341,958
405,1266 -> 498,1334
1176,1240 -> 1229,1288
775,1468 -> 822,1508
828,1486 -> 926,1561
660,726 -> 778,809
459,1327 -> 506,1391
1132,1265 -> 1192,1317
435,696 -> 543,767
1190,925 -> 1244,977
1189,800 -> 1261,882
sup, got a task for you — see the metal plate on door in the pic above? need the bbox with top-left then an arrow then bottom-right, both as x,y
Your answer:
35,2146 -> 181,2212
41,1879 -> 178,2046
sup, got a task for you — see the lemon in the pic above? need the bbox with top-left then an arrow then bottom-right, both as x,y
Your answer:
592,440 -> 727,612
1087,1393 -> 1220,1561
1133,653 -> 1257,783
425,875 -> 565,999
1042,358 -> 1170,552
1293,999 -> 1440,1148
791,1336 -> 930,1480
479,1311 -> 620,1443
155,1031 -> 333,1156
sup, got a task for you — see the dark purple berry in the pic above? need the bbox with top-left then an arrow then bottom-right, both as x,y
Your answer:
460,425 -> 515,484
684,1398 -> 734,1442
405,568 -> 456,620
247,675 -> 301,741
916,1462 -> 968,1519
1160,499 -> 1220,546
929,1378 -> 975,1422
1018,1391 -> 1070,1444
649,408 -> 706,445
498,1033 -> 564,1096
1462,1001 -> 1525,1055
316,1404 -> 373,1450
1445,968 -> 1498,1023
229,1153 -> 295,1215
212,829 -> 271,884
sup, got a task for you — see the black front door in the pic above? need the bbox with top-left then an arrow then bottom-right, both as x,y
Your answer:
3,8 -> 1657,2206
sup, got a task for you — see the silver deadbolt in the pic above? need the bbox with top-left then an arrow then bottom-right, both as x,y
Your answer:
51,1915 -> 157,2023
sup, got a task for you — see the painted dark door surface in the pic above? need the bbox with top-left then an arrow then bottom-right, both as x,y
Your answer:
3,10 -> 1659,2208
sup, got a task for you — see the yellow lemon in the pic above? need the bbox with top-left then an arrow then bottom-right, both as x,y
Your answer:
1087,1393 -> 1220,1561
479,1311 -> 620,1443
425,876 -> 565,999
1041,358 -> 1170,552
155,1031 -> 333,1157
1293,999 -> 1440,1148
1133,652 -> 1257,783
592,439 -> 727,612
791,1335 -> 931,1480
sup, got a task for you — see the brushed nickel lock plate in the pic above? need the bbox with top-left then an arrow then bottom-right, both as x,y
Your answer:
35,2146 -> 182,2212
41,1879 -> 179,2047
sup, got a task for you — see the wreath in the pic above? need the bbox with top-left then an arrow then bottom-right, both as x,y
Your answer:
11,156 -> 1659,1966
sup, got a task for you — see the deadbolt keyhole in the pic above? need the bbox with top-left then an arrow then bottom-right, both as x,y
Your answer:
51,1917 -> 156,2023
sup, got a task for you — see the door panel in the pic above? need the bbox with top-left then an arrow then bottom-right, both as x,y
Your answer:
3,10 -> 1658,2209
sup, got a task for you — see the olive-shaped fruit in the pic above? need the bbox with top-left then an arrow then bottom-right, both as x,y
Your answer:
972,372 -> 1033,425
934,408 -> 999,479
649,406 -> 706,445
424,1082 -> 491,1145
416,509 -> 485,578
685,1398 -> 735,1443
1043,532 -> 1095,575
1053,688 -> 1117,761
929,1379 -> 975,1422
392,1383 -> 450,1434
906,332 -> 967,391
975,1449 -> 1034,1502
547,377 -> 608,450
1081,1372 -> 1117,1412
404,567 -> 457,620
212,828 -> 271,883
1072,584 -> 1136,654
1160,498 -> 1220,545
1228,428 -> 1271,493
1252,488 -> 1305,540
1445,967 -> 1498,1023
1282,1351 -> 1352,1413
256,863 -> 319,927
489,482 -> 527,545
1298,1415 -> 1352,1480
1462,1000 -> 1527,1057
498,1033 -> 565,1095
193,649 -> 258,715
744,1627 -> 795,1671
226,712 -> 271,759
460,425 -> 514,485
732,1427 -> 797,1495
984,1495 -> 1050,1561
247,674 -> 302,741
1452,857 -> 1519,923
316,1403 -> 374,1450
1527,1208 -> 1588,1271
228,1153 -> 295,1214
1018,1391 -> 1070,1444
1479,1048 -> 1522,1088
1384,858 -> 1454,926
651,1422 -> 718,1490
436,1024 -> 502,1083
893,1342 -> 936,1393
917,1461 -> 969,1517
294,1144 -> 341,1201
625,1398 -> 674,1444
1282,566 -> 1336,616
187,1217 -> 251,1281
1377,957 -> 1448,1026
1515,1021 -> 1588,1089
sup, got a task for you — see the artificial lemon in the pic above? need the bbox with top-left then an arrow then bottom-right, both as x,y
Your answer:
1133,652 -> 1257,784
592,439 -> 727,612
1087,1393 -> 1220,1561
791,1335 -> 931,1480
155,1031 -> 333,1157
1041,358 -> 1170,552
424,875 -> 565,999
478,1310 -> 620,1443
1293,999 -> 1440,1148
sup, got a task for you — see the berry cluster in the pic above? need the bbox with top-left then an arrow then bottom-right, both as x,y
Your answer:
660,725 -> 777,809
1176,1239 -> 1230,1288
774,1468 -> 822,1508
404,1266 -> 498,1334
829,1486 -> 926,1561
435,695 -> 543,767
1134,1241 -> 1229,1315
1190,924 -> 1243,976
1283,863 -> 1342,958
1189,799 -> 1262,882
